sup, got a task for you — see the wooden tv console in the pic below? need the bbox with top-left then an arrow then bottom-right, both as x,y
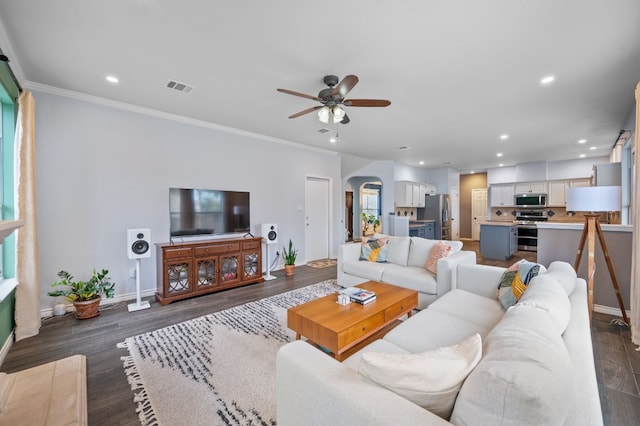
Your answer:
156,236 -> 264,305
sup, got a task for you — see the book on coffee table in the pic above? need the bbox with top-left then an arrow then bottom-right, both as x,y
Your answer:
340,287 -> 376,304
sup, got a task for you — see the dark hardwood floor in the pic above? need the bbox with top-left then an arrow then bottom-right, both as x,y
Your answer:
2,243 -> 639,425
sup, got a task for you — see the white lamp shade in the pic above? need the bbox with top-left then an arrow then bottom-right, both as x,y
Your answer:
565,186 -> 621,212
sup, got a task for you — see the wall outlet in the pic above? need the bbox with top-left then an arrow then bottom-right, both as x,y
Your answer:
129,268 -> 136,279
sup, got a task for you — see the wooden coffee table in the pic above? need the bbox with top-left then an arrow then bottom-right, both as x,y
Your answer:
287,281 -> 418,361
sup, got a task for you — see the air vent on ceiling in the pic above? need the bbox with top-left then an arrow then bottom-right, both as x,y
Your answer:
166,80 -> 195,93
317,128 -> 331,134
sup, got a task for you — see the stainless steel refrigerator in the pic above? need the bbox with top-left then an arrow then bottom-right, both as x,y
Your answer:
416,194 -> 451,240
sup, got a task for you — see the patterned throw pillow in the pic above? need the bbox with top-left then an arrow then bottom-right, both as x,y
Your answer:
425,241 -> 452,274
497,260 -> 543,309
359,235 -> 389,263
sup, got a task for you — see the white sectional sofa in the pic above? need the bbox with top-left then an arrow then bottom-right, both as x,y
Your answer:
277,261 -> 602,425
338,236 -> 476,309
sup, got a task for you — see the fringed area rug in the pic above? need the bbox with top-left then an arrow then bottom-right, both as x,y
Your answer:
118,280 -> 340,426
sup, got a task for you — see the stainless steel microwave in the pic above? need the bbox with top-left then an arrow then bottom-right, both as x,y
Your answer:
515,193 -> 547,207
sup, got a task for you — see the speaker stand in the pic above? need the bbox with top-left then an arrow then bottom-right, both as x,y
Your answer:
263,244 -> 277,281
128,258 -> 151,312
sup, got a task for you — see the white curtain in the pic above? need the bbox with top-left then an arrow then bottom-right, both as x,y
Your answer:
14,90 -> 40,341
631,82 -> 640,348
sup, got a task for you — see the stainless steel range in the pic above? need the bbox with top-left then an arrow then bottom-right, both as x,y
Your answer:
514,210 -> 548,252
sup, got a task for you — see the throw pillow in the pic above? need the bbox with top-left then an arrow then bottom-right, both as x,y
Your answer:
425,241 -> 452,274
497,260 -> 543,309
358,333 -> 482,420
359,235 -> 389,263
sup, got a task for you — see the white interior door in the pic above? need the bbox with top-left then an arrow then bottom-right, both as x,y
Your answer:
305,176 -> 330,261
472,188 -> 488,240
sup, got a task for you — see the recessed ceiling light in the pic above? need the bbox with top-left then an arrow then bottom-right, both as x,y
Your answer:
578,139 -> 587,144
496,152 -> 503,157
499,163 -> 504,167
470,171 -> 475,174
329,137 -> 336,143
540,75 -> 555,85
589,146 -> 597,150
500,134 -> 509,140
579,154 -> 586,158
106,75 -> 119,83
419,161 -> 424,165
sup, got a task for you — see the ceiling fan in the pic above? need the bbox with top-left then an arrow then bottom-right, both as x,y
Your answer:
277,74 -> 391,124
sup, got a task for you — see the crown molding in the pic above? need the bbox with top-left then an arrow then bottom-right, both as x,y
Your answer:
23,81 -> 338,157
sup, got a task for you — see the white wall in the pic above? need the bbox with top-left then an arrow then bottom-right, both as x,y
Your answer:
34,91 -> 342,311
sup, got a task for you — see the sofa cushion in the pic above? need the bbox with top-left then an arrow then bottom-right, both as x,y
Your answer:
343,260 -> 398,282
383,308 -> 491,353
497,260 -> 544,309
407,237 -> 439,267
518,274 -> 571,334
358,333 -> 482,420
360,235 -> 389,262
381,266 -> 437,295
342,339 -> 410,372
385,235 -> 411,266
429,289 -> 504,331
425,241 -> 451,274
545,261 -> 578,295
451,304 -> 573,425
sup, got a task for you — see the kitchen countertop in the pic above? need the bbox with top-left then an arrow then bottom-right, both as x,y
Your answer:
480,221 -> 516,227
537,222 -> 632,233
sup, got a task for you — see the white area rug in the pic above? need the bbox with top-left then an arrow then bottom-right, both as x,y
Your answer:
118,280 -> 340,426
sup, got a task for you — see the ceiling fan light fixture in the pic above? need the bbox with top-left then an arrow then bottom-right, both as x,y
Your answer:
332,106 -> 346,123
317,106 -> 330,124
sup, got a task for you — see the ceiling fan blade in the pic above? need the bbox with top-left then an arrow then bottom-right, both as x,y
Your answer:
288,105 -> 322,119
331,75 -> 359,98
343,99 -> 391,107
277,88 -> 321,102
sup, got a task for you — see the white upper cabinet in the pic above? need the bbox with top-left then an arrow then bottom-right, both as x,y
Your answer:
547,181 -> 568,206
395,181 -> 426,207
490,184 -> 515,207
547,179 -> 591,207
515,182 -> 547,194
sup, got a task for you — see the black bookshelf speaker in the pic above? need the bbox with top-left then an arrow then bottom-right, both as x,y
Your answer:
261,223 -> 278,245
127,228 -> 151,259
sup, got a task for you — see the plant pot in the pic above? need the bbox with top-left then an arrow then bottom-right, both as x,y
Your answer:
284,265 -> 295,277
73,296 -> 101,320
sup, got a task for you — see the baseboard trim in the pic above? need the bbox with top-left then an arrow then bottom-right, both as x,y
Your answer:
593,304 -> 631,319
0,331 -> 14,367
40,288 -> 156,318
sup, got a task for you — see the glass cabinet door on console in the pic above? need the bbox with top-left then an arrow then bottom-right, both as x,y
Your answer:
196,256 -> 218,290
164,259 -> 192,296
241,239 -> 262,281
219,254 -> 240,285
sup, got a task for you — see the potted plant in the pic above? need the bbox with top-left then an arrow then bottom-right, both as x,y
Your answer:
282,239 -> 298,276
48,268 -> 115,319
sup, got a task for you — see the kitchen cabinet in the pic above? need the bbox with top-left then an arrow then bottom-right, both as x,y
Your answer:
409,221 -> 436,239
547,179 -> 591,207
490,184 -> 515,207
480,223 -> 517,260
395,181 -> 426,207
515,182 -> 547,194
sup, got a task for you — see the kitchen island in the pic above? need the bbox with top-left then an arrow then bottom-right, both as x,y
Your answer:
479,222 -> 517,260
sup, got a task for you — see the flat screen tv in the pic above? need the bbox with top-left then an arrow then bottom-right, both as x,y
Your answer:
169,188 -> 250,237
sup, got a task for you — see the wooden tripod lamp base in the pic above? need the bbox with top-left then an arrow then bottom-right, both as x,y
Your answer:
567,186 -> 627,324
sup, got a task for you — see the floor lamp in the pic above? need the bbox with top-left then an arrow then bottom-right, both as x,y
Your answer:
566,186 -> 628,324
